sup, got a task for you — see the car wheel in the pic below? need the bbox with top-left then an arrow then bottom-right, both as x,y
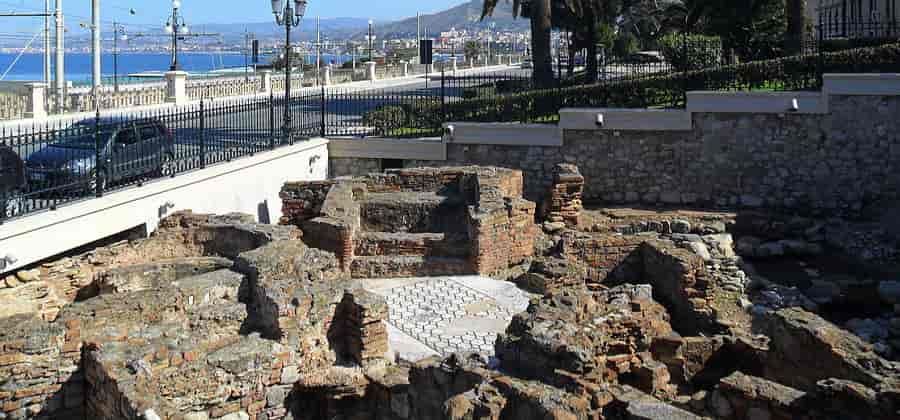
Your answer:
87,169 -> 108,194
3,192 -> 22,219
157,153 -> 176,178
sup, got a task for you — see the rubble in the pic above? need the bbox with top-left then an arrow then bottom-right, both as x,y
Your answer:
2,165 -> 900,420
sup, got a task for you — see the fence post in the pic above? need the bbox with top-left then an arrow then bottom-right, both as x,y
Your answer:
199,100 -> 206,169
681,30 -> 689,106
320,84 -> 326,139
93,108 -> 103,198
816,22 -> 825,89
441,67 -> 447,129
269,91 -> 276,150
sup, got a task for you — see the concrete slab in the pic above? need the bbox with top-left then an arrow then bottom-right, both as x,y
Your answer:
363,276 -> 531,362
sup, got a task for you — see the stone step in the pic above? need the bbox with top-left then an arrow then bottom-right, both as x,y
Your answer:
350,256 -> 474,279
354,232 -> 471,258
361,192 -> 467,234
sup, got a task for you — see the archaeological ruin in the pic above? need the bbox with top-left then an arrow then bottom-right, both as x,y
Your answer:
2,164 -> 900,420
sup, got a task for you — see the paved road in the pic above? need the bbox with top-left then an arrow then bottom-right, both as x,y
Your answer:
4,66 -> 531,219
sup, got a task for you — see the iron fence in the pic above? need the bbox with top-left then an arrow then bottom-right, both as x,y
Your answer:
0,94 -> 311,222
2,25 -> 898,222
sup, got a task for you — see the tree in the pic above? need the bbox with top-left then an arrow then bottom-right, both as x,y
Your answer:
464,41 -> 484,62
482,0 -> 555,88
785,0 -> 807,55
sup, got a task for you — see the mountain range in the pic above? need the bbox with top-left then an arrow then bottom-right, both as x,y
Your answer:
193,0 -> 527,43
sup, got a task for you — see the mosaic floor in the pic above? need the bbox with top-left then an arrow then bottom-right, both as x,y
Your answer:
364,276 -> 531,361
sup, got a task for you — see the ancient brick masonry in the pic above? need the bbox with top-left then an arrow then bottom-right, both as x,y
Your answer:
543,163 -> 585,227
280,166 -> 539,279
0,211 -> 393,420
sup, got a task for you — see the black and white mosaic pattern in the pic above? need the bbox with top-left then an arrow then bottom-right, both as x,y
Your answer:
382,277 -> 530,356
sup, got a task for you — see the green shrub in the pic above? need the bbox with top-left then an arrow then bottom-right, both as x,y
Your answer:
437,43 -> 900,124
613,33 -> 639,58
362,105 -> 407,133
660,33 -> 724,72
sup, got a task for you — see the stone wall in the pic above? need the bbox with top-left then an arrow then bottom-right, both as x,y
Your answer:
282,167 -> 538,279
1,211 -> 394,420
330,157 -> 382,178
358,94 -> 900,217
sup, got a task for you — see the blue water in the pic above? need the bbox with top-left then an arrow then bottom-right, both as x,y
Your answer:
0,52 -> 353,85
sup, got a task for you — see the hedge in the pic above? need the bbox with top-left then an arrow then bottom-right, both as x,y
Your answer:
365,42 -> 900,131
440,42 -> 900,123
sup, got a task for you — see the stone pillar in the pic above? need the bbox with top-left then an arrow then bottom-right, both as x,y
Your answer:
402,61 -> 409,77
451,57 -> 458,72
24,83 -> 48,119
543,164 -> 584,227
165,71 -> 188,105
260,71 -> 272,94
323,65 -> 332,86
366,61 -> 377,82
508,55 -> 514,66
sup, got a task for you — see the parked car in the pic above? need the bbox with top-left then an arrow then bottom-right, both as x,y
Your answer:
24,118 -> 175,196
0,144 -> 24,219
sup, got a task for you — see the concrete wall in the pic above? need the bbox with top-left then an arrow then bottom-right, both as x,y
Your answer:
0,138 -> 328,274
328,74 -> 900,218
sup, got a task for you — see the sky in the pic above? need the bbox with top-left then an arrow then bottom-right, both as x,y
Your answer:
0,0 -> 470,28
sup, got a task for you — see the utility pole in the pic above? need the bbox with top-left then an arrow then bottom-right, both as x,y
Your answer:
44,0 -> 51,86
316,16 -> 320,81
55,0 -> 64,112
416,12 -> 421,65
91,0 -> 100,91
244,29 -> 251,82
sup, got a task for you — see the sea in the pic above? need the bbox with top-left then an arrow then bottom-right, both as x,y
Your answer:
0,52 -> 353,86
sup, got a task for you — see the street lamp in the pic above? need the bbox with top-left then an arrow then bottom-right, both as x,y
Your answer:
112,9 -> 136,93
166,0 -> 189,71
112,23 -> 128,92
271,0 -> 307,144
366,19 -> 376,62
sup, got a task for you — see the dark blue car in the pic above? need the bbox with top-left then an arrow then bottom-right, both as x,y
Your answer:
24,118 -> 175,196
1,145 -> 24,219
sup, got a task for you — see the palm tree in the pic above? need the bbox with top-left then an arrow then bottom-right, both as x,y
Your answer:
482,0 -> 555,87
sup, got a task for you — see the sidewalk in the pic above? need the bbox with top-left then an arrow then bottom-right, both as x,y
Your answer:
0,64 -> 520,134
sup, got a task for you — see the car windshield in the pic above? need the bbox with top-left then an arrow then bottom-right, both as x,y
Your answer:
50,131 -> 113,150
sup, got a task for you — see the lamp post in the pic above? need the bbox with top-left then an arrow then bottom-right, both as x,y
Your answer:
165,0 -> 189,71
366,19 -> 376,62
112,22 -> 128,92
271,0 -> 307,144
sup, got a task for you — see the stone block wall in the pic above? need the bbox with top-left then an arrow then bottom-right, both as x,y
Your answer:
367,94 -> 900,217
330,157 -> 382,178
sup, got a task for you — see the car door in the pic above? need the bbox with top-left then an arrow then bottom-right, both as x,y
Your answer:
137,122 -> 162,174
110,124 -> 139,181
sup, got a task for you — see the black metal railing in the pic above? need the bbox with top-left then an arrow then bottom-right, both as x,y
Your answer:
0,94 -> 305,222
2,25 -> 898,222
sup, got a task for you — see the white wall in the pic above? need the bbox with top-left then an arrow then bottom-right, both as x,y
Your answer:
0,138 -> 328,274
